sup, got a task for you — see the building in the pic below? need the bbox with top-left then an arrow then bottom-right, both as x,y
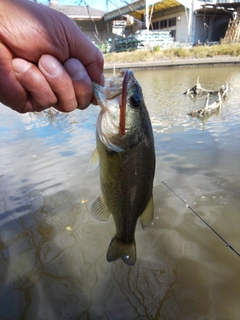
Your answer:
104,0 -> 237,45
193,0 -> 233,44
104,0 -> 192,44
48,0 -> 107,44
48,0 -> 240,49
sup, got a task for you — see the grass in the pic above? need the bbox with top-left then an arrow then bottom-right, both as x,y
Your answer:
103,43 -> 240,64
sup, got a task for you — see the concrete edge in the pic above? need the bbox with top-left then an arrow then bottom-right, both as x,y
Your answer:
104,56 -> 240,71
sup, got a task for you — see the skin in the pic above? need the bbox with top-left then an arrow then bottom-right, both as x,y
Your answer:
0,0 -> 104,113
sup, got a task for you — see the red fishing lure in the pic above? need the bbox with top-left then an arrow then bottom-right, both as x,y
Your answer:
119,70 -> 131,136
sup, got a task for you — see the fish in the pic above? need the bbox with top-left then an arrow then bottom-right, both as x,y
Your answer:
90,69 -> 155,266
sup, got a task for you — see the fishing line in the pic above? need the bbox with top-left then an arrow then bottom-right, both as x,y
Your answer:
162,181 -> 240,257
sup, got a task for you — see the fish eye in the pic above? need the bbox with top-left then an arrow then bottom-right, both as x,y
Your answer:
130,95 -> 141,108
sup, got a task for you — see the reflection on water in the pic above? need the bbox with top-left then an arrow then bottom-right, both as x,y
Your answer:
0,66 -> 240,319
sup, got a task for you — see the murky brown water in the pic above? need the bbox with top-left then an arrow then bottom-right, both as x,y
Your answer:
0,65 -> 240,320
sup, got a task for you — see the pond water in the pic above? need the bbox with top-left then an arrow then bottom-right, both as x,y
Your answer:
0,65 -> 240,320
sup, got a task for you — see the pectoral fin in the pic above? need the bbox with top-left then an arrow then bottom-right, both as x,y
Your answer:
140,195 -> 154,230
90,195 -> 111,222
87,147 -> 99,172
140,132 -> 151,148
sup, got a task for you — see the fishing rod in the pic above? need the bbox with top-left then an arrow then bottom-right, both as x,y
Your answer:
162,181 -> 240,257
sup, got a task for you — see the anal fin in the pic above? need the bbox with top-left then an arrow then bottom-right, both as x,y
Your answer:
90,195 -> 111,222
140,195 -> 154,230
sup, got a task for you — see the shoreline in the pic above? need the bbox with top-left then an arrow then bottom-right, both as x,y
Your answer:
104,56 -> 240,72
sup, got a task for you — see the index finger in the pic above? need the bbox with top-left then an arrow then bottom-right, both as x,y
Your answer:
63,19 -> 104,86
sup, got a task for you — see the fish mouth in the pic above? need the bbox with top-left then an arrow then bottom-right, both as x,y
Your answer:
93,69 -> 135,135
119,69 -> 132,136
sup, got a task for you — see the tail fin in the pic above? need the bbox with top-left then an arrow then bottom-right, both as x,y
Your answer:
106,237 -> 136,266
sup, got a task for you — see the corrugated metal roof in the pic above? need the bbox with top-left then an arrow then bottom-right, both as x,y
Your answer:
49,5 -> 105,20
215,1 -> 240,9
195,4 -> 233,15
154,0 -> 184,11
104,0 -> 146,21
133,0 -> 184,19
104,0 -> 187,21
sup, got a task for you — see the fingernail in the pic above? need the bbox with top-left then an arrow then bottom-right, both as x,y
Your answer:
39,55 -> 62,77
64,59 -> 87,80
12,58 -> 31,73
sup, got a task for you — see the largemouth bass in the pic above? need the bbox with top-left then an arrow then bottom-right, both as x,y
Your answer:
90,69 -> 155,266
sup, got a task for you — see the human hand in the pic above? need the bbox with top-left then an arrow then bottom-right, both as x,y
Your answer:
0,0 -> 104,113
